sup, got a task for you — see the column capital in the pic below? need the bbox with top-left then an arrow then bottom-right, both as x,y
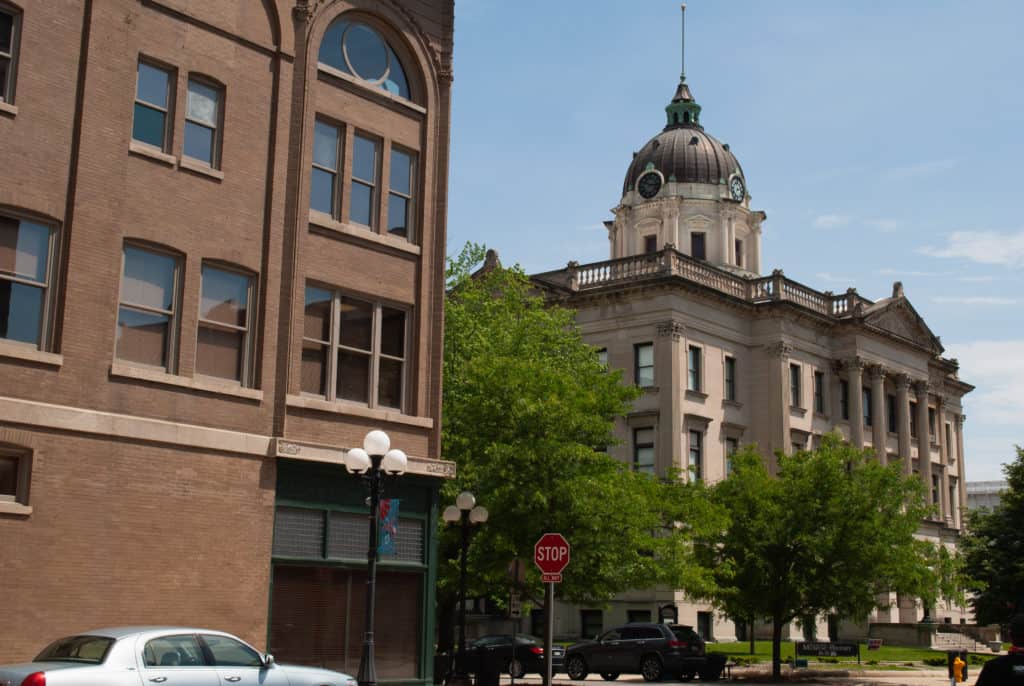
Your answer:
912,380 -> 930,399
868,364 -> 887,381
842,356 -> 867,373
764,341 -> 793,359
657,321 -> 685,341
892,373 -> 912,391
957,414 -> 967,427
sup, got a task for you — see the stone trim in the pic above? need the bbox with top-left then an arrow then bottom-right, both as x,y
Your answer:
273,438 -> 455,479
286,394 -> 434,429
110,363 -> 263,401
0,340 -> 63,367
656,321 -> 685,340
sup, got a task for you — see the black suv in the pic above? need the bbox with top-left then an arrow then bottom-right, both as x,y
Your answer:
564,623 -> 725,682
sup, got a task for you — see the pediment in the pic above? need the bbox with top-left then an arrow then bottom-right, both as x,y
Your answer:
863,298 -> 943,353
687,215 -> 713,228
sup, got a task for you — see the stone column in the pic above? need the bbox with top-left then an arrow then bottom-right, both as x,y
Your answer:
936,397 -> 951,526
766,342 -> 792,467
895,374 -> 912,476
720,215 -> 731,265
957,415 -> 968,528
870,365 -> 887,464
913,382 -> 934,517
752,226 -> 762,274
846,358 -> 865,448
656,322 -> 685,475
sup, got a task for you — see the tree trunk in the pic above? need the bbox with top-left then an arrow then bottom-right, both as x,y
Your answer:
771,617 -> 783,681
749,616 -> 755,655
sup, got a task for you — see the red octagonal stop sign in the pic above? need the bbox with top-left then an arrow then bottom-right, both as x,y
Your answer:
534,533 -> 570,575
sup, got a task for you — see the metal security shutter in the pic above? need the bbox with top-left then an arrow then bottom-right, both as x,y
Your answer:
327,511 -> 424,563
273,507 -> 324,558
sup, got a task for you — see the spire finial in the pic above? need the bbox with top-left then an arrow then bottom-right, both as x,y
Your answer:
681,3 -> 686,82
665,4 -> 701,129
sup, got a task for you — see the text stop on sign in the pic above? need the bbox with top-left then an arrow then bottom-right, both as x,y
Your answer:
534,533 -> 570,578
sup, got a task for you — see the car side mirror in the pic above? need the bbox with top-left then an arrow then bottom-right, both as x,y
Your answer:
262,653 -> 275,667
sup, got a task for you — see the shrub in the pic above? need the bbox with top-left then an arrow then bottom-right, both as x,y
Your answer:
923,657 -> 947,666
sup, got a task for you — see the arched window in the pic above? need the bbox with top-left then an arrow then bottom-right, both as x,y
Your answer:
319,17 -> 410,100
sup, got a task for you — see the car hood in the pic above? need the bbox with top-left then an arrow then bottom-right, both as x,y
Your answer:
565,639 -> 597,652
275,662 -> 357,685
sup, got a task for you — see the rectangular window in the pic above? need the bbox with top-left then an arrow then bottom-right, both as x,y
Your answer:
633,427 -> 655,474
634,342 -> 653,387
689,429 -> 703,482
932,474 -> 940,506
724,356 -> 736,401
725,437 -> 738,475
644,234 -> 657,253
887,394 -> 897,433
863,387 -> 872,426
0,451 -> 20,502
910,401 -> 918,438
928,407 -> 937,438
789,363 -> 801,407
387,147 -> 416,239
734,239 -> 744,267
183,77 -> 222,167
688,345 -> 702,392
840,379 -> 850,420
813,371 -> 824,413
301,285 -> 407,410
945,423 -> 952,451
117,245 -> 180,371
0,7 -> 19,103
311,119 -> 342,215
0,215 -> 57,349
580,610 -> 603,640
596,347 -> 608,366
133,60 -> 173,150
197,265 -> 253,385
690,232 -> 706,260
350,133 -> 380,227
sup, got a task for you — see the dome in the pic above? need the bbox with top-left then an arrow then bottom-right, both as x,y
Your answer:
622,80 -> 744,196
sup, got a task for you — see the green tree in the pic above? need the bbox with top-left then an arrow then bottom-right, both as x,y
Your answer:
439,244 -> 717,647
960,446 -> 1024,625
695,434 -> 953,680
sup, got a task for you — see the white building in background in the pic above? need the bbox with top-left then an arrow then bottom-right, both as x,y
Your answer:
966,481 -> 1007,511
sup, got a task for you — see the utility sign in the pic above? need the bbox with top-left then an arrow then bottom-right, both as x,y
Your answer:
534,532 -> 570,582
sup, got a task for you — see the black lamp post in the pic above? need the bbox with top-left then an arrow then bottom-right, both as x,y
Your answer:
443,491 -> 488,680
344,429 -> 407,686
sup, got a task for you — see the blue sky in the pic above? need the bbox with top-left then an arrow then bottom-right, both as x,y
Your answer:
445,0 -> 1024,481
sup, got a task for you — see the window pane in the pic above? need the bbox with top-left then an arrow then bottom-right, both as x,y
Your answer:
0,456 -> 16,498
691,233 -> 706,260
339,297 -> 373,350
352,135 -> 377,182
303,287 -> 332,341
350,182 -> 373,225
300,340 -> 327,395
137,63 -> 169,108
143,636 -> 205,668
337,349 -> 370,402
116,307 -> 169,367
635,428 -> 654,444
183,121 -> 214,164
0,281 -> 43,345
387,195 -> 408,237
636,344 -> 653,367
186,80 -> 219,126
378,357 -> 403,408
0,61 -> 7,100
122,246 -> 176,310
196,325 -> 243,381
383,47 -> 410,99
310,168 -> 335,215
201,266 -> 248,327
380,307 -> 404,358
313,121 -> 339,169
0,217 -> 49,282
390,149 -> 412,195
635,446 -> 654,473
344,23 -> 388,81
637,366 -> 654,387
0,12 -> 12,55
202,635 -> 261,667
132,104 -> 167,148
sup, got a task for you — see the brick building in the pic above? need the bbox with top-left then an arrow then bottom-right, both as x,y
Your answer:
0,0 -> 454,681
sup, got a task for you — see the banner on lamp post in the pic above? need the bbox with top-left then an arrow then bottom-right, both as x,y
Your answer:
378,498 -> 400,555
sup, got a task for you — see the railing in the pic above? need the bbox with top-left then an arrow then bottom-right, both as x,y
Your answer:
565,248 -> 873,319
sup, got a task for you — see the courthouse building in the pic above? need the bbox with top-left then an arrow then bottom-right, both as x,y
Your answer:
530,62 -> 973,641
0,0 -> 455,680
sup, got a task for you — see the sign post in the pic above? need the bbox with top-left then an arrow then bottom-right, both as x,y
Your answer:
535,534 -> 570,686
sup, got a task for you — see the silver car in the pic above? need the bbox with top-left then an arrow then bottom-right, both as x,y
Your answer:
0,626 -> 358,686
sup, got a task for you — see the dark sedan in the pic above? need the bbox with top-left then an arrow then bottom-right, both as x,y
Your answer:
458,634 -> 564,678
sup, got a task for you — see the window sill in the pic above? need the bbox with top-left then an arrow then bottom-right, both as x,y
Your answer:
0,340 -> 63,367
309,211 -> 421,257
129,140 -> 177,167
685,389 -> 708,401
723,399 -> 743,409
0,501 -> 32,516
316,63 -> 428,115
789,405 -> 807,417
179,156 -> 225,181
813,411 -> 829,421
0,101 -> 17,117
110,363 -> 263,401
286,394 -> 433,429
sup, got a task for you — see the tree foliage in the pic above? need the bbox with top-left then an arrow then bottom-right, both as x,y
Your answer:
695,434 -> 953,679
960,445 -> 1024,625
440,244 -> 717,625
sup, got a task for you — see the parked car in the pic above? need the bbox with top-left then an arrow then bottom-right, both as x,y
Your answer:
564,622 -> 726,682
458,634 -> 564,678
0,626 -> 358,686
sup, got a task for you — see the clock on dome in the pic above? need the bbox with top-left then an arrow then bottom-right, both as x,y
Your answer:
729,175 -> 745,202
637,171 -> 663,199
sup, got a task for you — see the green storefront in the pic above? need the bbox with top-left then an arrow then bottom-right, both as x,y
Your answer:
269,457 -> 444,685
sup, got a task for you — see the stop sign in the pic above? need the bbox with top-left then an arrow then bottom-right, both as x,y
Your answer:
534,533 -> 570,575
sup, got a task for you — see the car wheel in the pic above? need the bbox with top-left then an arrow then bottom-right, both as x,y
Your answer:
600,672 -> 619,681
565,654 -> 589,680
506,658 -> 526,679
640,654 -> 664,682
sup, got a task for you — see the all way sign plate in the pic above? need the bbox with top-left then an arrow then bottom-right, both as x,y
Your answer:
541,572 -> 562,583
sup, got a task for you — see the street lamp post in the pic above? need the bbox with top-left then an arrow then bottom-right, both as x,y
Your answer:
344,429 -> 407,686
443,491 -> 488,681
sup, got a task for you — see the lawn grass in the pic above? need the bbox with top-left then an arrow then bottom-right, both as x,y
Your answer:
707,640 -> 994,667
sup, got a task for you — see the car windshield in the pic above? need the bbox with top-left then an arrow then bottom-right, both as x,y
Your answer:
35,635 -> 116,664
473,635 -> 540,647
670,627 -> 699,643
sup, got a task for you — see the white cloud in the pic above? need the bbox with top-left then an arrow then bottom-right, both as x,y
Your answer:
920,230 -> 1024,267
813,214 -> 851,229
867,218 -> 905,232
883,158 -> 958,180
815,272 -> 854,284
932,296 -> 1019,306
878,268 -> 939,277
956,275 -> 998,283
